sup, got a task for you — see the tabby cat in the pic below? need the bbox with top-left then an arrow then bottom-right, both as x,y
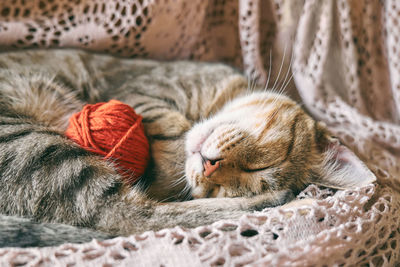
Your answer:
0,49 -> 375,247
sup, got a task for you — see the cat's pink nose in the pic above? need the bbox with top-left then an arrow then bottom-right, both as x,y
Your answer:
203,160 -> 221,177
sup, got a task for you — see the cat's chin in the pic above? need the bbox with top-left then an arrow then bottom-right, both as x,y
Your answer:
185,153 -> 205,195
191,184 -> 226,199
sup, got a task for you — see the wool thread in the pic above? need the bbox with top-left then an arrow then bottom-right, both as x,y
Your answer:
65,100 -> 150,184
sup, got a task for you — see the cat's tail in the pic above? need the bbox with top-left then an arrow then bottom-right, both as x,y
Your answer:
0,214 -> 112,248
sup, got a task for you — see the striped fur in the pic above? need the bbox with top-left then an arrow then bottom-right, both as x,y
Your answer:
0,49 -> 374,246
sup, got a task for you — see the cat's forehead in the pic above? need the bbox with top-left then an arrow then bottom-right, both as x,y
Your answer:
223,92 -> 297,113
217,92 -> 300,129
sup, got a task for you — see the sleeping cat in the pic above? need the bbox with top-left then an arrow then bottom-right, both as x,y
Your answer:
0,49 -> 375,247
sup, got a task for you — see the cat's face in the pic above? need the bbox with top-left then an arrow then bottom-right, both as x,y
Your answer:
185,92 -> 376,199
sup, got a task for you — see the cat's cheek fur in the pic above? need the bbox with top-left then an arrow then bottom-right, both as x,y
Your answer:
185,155 -> 216,199
185,153 -> 203,180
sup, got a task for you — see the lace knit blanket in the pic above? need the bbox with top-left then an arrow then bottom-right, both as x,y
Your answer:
0,0 -> 399,266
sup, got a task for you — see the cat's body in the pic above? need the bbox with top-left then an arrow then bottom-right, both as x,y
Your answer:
0,49 -> 375,247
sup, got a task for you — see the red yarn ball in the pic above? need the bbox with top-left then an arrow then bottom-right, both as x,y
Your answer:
65,100 -> 150,184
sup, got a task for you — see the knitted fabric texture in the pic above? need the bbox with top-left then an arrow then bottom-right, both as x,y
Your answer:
65,100 -> 149,184
1,0 -> 400,266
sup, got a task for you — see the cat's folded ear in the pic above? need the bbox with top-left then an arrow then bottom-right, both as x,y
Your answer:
312,122 -> 376,189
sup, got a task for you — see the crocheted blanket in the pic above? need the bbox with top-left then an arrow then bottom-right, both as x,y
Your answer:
1,0 -> 399,265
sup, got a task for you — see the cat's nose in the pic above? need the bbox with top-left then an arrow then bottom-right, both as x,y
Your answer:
203,159 -> 221,177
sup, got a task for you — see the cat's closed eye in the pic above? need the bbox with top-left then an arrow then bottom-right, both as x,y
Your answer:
242,166 -> 270,173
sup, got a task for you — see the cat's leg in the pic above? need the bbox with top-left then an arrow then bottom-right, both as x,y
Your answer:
95,187 -> 294,235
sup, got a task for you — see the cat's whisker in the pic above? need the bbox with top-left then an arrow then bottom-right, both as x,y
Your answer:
183,183 -> 192,195
174,175 -> 187,186
160,182 -> 189,201
247,72 -> 252,93
270,44 -> 287,92
168,174 -> 187,189
279,72 -> 294,96
269,76 -> 284,95
276,49 -> 294,95
251,71 -> 257,91
246,73 -> 251,92
175,172 -> 186,180
272,84 -> 288,99
165,181 -> 192,202
159,195 -> 175,202
177,169 -> 186,174
169,176 -> 184,187
180,185 -> 193,201
263,49 -> 273,92
254,75 -> 260,91
248,70 -> 258,93
265,51 -> 292,112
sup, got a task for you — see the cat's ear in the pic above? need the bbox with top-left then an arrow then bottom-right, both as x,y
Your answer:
312,122 -> 376,189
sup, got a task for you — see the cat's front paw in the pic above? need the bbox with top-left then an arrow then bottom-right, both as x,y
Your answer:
241,190 -> 295,211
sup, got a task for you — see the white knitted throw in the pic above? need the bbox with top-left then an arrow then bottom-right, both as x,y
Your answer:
0,0 -> 399,266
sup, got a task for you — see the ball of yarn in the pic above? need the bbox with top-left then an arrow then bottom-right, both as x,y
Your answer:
65,100 -> 150,184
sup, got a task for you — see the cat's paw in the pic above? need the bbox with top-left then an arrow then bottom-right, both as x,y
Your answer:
241,190 -> 295,211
